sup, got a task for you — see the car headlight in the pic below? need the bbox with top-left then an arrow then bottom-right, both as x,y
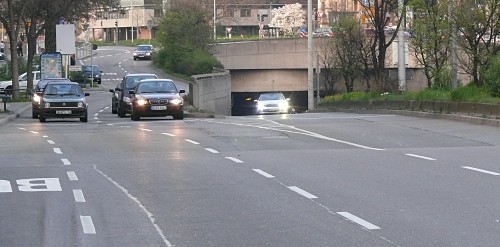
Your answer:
278,100 -> 289,110
95,74 -> 100,77
44,102 -> 50,108
146,52 -> 151,56
123,96 -> 131,103
33,94 -> 41,104
78,102 -> 84,108
257,102 -> 264,110
137,99 -> 148,105
170,98 -> 182,105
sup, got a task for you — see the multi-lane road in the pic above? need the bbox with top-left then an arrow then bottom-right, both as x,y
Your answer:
1,47 -> 500,247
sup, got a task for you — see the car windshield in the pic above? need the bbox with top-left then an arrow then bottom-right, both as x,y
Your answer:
125,75 -> 157,89
259,93 -> 285,101
136,81 -> 177,93
83,66 -> 99,73
44,84 -> 83,96
136,46 -> 152,51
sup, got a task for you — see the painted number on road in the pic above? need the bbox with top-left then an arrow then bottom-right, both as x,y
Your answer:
0,178 -> 62,193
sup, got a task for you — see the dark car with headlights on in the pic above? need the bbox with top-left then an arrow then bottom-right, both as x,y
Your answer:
133,45 -> 154,60
129,79 -> 185,121
110,73 -> 158,117
38,81 -> 89,123
32,78 -> 72,118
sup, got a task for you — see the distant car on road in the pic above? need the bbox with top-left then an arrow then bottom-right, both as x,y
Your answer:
254,92 -> 290,114
0,71 -> 41,94
133,45 -> 154,60
129,79 -> 185,121
32,78 -> 73,118
109,73 -> 158,117
37,81 -> 89,123
81,65 -> 102,84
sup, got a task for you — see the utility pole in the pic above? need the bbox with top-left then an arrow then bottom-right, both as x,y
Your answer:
213,0 -> 216,40
397,0 -> 406,91
307,0 -> 314,110
449,0 -> 458,89
131,0 -> 134,43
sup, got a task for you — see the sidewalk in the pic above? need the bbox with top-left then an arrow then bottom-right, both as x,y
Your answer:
0,102 -> 31,126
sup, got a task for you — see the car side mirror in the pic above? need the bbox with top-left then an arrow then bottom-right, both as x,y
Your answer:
109,89 -> 115,93
128,90 -> 135,95
115,88 -> 122,91
85,93 -> 90,96
100,71 -> 103,73
179,89 -> 185,94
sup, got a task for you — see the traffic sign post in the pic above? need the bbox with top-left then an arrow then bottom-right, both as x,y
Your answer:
146,20 -> 154,44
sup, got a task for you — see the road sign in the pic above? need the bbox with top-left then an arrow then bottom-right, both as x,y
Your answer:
69,65 -> 81,72
146,20 -> 154,31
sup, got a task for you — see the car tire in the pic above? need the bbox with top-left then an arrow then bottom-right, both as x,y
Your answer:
38,114 -> 46,123
118,106 -> 126,118
131,109 -> 140,121
173,112 -> 184,120
111,102 -> 117,114
133,57 -> 137,61
80,111 -> 88,122
32,110 -> 38,119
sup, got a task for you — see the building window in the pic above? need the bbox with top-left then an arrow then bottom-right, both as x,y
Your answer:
240,9 -> 251,17
223,8 -> 235,17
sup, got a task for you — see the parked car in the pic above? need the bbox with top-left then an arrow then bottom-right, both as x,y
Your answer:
254,92 -> 290,114
0,71 -> 41,94
32,78 -> 73,118
133,45 -> 154,60
37,81 -> 89,123
109,73 -> 158,118
313,27 -> 334,37
129,79 -> 185,121
81,65 -> 102,84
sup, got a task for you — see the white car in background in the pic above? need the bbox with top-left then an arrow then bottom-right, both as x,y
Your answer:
254,92 -> 291,114
0,71 -> 41,94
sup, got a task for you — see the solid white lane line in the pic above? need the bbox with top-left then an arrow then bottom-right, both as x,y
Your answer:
139,128 -> 153,132
67,171 -> 78,181
405,153 -> 436,161
161,132 -> 175,137
253,169 -> 275,178
47,140 -> 55,144
30,131 -> 38,134
73,189 -> 86,202
93,166 -> 172,246
461,166 -> 500,176
288,186 -> 318,199
53,148 -> 63,154
61,159 -> 71,165
184,139 -> 199,144
337,212 -> 381,230
205,148 -> 219,153
225,157 -> 244,163
80,216 -> 96,234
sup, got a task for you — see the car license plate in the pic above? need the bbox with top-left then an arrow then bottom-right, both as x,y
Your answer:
151,105 -> 167,110
56,110 -> 71,114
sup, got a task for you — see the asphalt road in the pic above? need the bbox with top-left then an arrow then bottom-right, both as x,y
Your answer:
1,47 -> 500,247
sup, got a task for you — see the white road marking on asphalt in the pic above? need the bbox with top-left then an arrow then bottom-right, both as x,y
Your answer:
30,131 -> 38,134
93,117 -> 98,120
107,123 -> 114,126
61,159 -> 71,165
94,113 -> 99,116
96,121 -> 102,123
99,110 -> 104,112
53,148 -> 63,154
104,106 -> 109,109
184,139 -> 199,144
67,171 -> 78,181
199,119 -> 385,151
73,189 -> 86,202
405,154 -> 436,161
47,140 -> 55,144
94,166 -> 172,246
80,216 -> 96,234
461,166 -> 500,176
288,186 -> 318,199
205,148 -> 219,153
161,132 -> 176,137
337,212 -> 381,230
225,157 -> 244,163
253,169 -> 275,178
139,128 -> 153,132
43,135 -> 48,138
18,127 -> 26,130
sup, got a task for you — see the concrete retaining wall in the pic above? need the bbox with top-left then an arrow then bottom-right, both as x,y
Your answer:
191,71 -> 232,116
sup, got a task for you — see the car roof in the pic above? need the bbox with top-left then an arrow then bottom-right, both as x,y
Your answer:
124,73 -> 157,77
137,79 -> 174,83
46,81 -> 79,85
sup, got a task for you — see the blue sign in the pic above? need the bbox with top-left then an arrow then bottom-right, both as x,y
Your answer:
40,52 -> 62,79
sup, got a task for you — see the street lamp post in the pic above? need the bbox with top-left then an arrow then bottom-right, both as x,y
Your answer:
213,0 -> 216,40
131,0 -> 134,43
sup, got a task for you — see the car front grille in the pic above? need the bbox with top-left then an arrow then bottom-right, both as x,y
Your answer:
49,102 -> 79,107
149,99 -> 169,104
265,104 -> 279,107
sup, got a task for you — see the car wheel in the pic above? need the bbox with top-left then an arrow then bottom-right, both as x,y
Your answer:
38,114 -> 46,123
32,110 -> 38,119
133,57 -> 137,61
172,111 -> 184,120
80,111 -> 88,122
131,109 -> 140,121
5,86 -> 12,95
118,106 -> 126,118
111,102 -> 117,114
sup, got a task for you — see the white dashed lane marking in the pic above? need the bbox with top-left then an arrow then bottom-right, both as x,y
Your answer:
288,186 -> 318,199
30,131 -> 38,134
80,216 -> 96,234
139,128 -> 153,132
47,140 -> 55,144
337,212 -> 381,230
61,159 -> 71,165
461,166 -> 500,176
73,189 -> 86,202
253,169 -> 275,178
67,171 -> 78,181
184,139 -> 199,144
161,133 -> 175,137
205,148 -> 219,153
53,148 -> 63,154
225,157 -> 244,163
405,153 -> 436,161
